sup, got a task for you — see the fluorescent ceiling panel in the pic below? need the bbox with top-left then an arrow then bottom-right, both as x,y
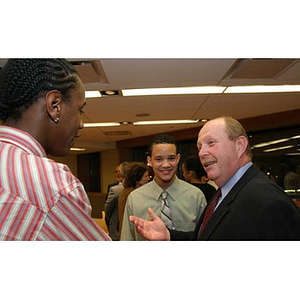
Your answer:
85,91 -> 101,98
252,134 -> 300,149
90,84 -> 300,98
84,122 -> 120,127
70,147 -> 86,151
225,85 -> 300,93
133,119 -> 199,125
122,86 -> 226,96
263,145 -> 294,152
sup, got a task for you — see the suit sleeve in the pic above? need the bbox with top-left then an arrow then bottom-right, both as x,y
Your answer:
257,200 -> 300,240
169,229 -> 193,241
104,187 -> 117,221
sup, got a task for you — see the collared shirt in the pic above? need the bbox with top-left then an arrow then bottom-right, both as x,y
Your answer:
120,176 -> 207,240
215,162 -> 252,210
0,125 -> 110,241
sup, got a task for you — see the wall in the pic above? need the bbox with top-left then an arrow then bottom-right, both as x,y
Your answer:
77,152 -> 101,192
100,149 -> 120,193
48,154 -> 78,176
51,149 -> 120,194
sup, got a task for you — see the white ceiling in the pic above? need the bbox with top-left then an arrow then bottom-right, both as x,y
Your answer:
1,58 -> 300,153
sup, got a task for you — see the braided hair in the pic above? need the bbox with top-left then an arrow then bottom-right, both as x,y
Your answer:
0,59 -> 80,121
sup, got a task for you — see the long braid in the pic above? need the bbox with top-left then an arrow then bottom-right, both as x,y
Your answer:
0,59 -> 79,121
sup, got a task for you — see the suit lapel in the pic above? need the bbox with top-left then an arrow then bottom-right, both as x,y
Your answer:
196,164 -> 260,240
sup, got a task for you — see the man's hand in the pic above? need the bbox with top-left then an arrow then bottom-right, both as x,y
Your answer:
129,208 -> 170,241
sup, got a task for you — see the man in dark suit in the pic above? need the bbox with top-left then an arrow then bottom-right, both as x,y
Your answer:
129,116 -> 300,240
104,164 -> 124,227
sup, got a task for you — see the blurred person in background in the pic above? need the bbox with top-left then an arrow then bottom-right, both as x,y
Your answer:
182,155 -> 216,204
104,161 -> 130,240
118,162 -> 150,237
104,163 -> 124,228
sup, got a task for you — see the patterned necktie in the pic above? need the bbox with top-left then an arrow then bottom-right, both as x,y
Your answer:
198,188 -> 221,237
161,191 -> 173,229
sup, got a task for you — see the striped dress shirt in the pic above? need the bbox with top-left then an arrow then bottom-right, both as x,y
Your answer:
0,125 -> 110,241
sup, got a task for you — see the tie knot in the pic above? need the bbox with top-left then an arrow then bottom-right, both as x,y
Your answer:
215,188 -> 221,198
161,191 -> 168,200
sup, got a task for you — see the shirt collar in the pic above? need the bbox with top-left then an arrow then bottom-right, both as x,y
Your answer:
153,175 -> 180,202
220,161 -> 252,201
0,125 -> 46,157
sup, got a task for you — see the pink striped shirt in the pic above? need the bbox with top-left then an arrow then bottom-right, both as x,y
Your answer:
0,125 -> 110,241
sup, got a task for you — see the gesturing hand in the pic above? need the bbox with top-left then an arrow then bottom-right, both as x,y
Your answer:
129,207 -> 170,241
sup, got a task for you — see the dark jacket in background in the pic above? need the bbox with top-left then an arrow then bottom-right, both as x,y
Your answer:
190,182 -> 216,204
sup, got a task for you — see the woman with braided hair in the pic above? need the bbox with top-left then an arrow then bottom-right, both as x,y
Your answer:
0,59 -> 110,240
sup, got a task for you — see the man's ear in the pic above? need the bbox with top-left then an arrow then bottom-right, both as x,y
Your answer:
176,153 -> 181,164
237,135 -> 248,157
147,156 -> 152,167
45,90 -> 62,122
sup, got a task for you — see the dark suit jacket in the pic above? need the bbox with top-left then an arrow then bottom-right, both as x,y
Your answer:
171,164 -> 300,241
104,181 -> 119,227
105,181 -> 119,201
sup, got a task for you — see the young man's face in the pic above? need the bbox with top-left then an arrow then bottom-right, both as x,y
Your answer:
147,143 -> 180,189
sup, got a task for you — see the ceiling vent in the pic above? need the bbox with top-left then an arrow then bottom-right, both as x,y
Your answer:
223,59 -> 297,79
70,59 -> 109,84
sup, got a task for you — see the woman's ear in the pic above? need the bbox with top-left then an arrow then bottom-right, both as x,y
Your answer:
45,90 -> 62,123
188,170 -> 194,179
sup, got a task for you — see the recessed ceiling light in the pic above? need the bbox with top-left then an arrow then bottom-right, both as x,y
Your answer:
100,90 -> 121,96
106,90 -> 116,95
